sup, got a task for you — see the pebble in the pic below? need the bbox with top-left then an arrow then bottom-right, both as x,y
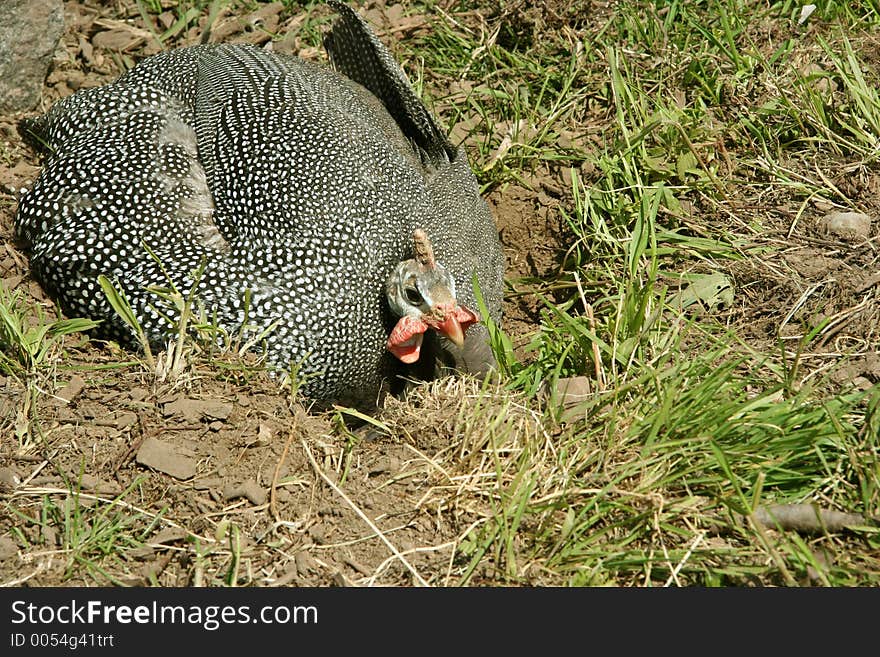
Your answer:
818,211 -> 872,241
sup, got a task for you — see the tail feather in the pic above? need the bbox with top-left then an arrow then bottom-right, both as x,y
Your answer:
324,0 -> 455,167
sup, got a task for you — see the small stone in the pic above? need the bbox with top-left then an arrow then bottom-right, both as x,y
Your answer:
853,376 -> 873,391
148,527 -> 188,545
3,275 -> 23,291
201,400 -> 233,420
55,375 -> 86,403
552,376 -> 593,423
129,387 -> 149,402
115,411 -> 138,429
0,467 -> 20,492
78,474 -> 122,496
252,423 -> 273,446
818,211 -> 872,241
41,524 -> 59,547
163,397 -> 233,422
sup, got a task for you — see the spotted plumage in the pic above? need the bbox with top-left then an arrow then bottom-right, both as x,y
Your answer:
13,1 -> 504,407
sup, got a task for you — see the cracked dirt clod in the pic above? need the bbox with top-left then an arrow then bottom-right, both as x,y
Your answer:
76,473 -> 122,496
0,536 -> 18,561
147,527 -> 188,545
136,436 -> 198,480
222,479 -> 267,506
0,467 -> 20,492
114,411 -> 138,429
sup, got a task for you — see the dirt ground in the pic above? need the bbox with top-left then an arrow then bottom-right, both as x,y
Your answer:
1,0 -> 878,587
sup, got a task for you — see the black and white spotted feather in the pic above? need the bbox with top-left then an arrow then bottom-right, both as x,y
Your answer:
14,1 -> 503,407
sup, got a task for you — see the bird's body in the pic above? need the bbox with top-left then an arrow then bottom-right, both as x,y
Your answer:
14,2 -> 503,408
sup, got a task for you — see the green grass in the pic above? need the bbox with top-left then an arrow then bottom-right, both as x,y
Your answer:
0,283 -> 99,378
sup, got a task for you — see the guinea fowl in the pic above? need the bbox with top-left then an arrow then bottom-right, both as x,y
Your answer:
13,1 -> 504,409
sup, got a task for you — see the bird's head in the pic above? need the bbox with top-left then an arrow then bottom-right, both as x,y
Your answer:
385,229 -> 480,364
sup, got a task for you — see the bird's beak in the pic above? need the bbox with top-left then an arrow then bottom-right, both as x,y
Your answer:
436,314 -> 465,347
425,304 -> 480,347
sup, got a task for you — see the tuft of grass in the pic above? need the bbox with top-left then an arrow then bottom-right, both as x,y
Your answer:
99,253 -> 252,385
400,343 -> 877,585
7,476 -> 157,585
406,4 -> 591,189
0,283 -> 98,378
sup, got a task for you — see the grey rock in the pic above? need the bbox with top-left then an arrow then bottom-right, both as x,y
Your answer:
0,0 -> 64,112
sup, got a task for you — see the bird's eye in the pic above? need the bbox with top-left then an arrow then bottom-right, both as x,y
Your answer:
404,287 -> 423,305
